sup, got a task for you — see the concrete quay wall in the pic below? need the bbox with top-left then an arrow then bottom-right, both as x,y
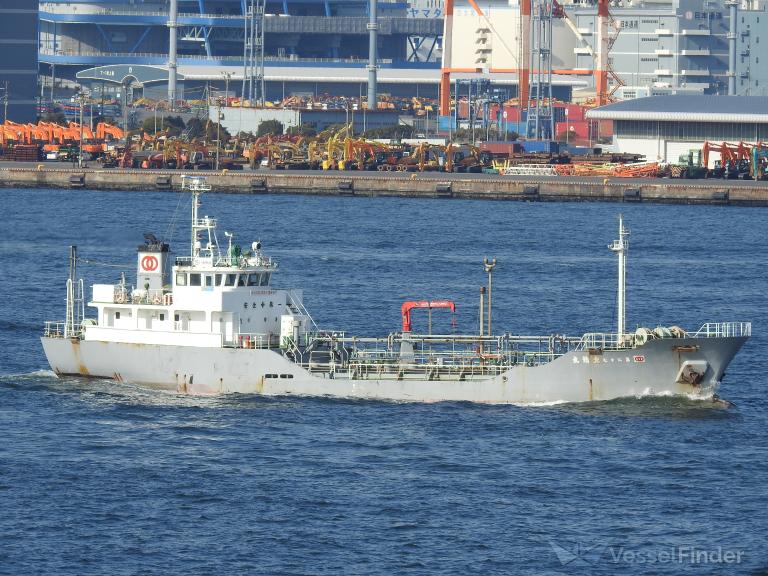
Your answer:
2,167 -> 767,206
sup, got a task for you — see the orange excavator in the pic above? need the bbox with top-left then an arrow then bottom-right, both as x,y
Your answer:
703,141 -> 751,179
96,122 -> 124,142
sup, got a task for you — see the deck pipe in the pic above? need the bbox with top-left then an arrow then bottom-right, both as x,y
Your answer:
367,0 -> 378,110
168,0 -> 178,110
727,0 -> 737,95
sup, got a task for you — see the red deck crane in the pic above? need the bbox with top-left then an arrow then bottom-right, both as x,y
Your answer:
401,300 -> 456,333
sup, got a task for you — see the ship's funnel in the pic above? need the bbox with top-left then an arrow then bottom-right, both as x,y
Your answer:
137,238 -> 170,292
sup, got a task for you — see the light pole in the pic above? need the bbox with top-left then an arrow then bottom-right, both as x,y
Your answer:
78,93 -> 84,167
121,81 -> 129,134
483,257 -> 496,337
2,81 -> 8,123
76,88 -> 89,168
215,97 -> 222,170
51,63 -> 55,104
222,71 -> 232,101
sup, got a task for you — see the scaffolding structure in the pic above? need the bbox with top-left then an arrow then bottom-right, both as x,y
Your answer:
242,0 -> 266,106
526,0 -> 554,140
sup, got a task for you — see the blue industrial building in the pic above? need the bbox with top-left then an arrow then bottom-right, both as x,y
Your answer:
1,1 -> 38,123
39,1 -> 441,80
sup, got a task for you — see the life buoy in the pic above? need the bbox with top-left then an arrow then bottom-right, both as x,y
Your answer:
115,293 -> 126,304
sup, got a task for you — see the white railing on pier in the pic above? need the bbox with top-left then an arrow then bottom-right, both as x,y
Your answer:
500,164 -> 558,176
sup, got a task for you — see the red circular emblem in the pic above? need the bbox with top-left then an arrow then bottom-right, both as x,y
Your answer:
141,255 -> 159,272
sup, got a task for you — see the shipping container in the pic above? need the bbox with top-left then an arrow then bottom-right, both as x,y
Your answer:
480,141 -> 524,155
556,121 -> 590,141
521,140 -> 559,154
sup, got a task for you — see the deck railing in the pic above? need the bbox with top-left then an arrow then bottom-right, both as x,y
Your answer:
688,322 -> 752,338
577,332 -> 628,351
577,321 -> 752,351
44,321 -> 79,338
235,333 -> 279,349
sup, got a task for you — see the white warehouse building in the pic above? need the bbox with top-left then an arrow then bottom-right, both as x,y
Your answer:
587,95 -> 768,164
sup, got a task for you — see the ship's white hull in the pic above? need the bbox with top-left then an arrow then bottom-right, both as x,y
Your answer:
41,335 -> 747,404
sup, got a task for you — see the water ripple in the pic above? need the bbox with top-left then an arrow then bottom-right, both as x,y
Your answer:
1,190 -> 767,574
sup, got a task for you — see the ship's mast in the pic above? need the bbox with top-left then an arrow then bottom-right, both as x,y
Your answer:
183,175 -> 214,262
608,215 -> 629,339
65,245 -> 77,338
191,188 -> 200,259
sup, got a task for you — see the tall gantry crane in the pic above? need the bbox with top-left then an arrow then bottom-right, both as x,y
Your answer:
526,0 -> 555,140
243,0 -> 266,107
440,0 -> 532,117
439,0 -> 621,120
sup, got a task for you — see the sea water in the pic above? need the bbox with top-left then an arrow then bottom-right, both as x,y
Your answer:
1,188 -> 766,575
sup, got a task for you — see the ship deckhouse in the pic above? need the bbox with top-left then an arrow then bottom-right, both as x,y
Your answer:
86,176 -> 311,349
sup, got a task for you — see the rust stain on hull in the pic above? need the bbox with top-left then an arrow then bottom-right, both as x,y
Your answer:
70,338 -> 90,376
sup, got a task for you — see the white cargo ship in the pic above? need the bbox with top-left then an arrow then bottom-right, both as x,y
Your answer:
41,176 -> 750,403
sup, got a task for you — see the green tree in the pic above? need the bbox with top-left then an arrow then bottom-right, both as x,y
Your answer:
361,124 -> 415,140
41,112 -> 67,125
287,123 -> 317,137
256,119 -> 284,137
185,117 -> 204,140
140,114 -> 186,136
204,120 -> 231,144
165,115 -> 186,130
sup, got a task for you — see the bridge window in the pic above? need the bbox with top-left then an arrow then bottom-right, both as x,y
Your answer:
215,274 -> 223,286
205,275 -> 213,287
237,275 -> 247,287
260,272 -> 271,286
176,272 -> 187,286
225,274 -> 237,286
248,273 -> 262,286
190,273 -> 201,286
